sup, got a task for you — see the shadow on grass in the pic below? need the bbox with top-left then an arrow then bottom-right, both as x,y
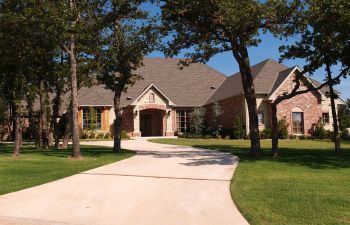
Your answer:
191,143 -> 350,169
0,144 -> 130,158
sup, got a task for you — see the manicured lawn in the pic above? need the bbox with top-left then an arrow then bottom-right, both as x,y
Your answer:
150,138 -> 350,225
0,144 -> 135,195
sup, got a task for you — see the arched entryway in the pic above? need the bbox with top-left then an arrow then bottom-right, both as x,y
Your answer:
140,109 -> 165,136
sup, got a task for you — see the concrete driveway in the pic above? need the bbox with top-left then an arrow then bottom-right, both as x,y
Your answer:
0,138 -> 249,225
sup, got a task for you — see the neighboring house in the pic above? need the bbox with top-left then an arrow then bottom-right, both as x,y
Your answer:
66,58 -> 343,137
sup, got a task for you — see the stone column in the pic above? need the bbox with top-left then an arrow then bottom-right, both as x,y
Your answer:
132,107 -> 141,137
165,109 -> 174,136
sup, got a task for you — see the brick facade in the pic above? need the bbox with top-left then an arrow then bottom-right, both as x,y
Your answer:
274,75 -> 323,135
121,106 -> 134,136
205,94 -> 246,130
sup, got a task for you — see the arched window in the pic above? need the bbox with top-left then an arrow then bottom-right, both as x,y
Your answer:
149,93 -> 155,103
291,107 -> 304,134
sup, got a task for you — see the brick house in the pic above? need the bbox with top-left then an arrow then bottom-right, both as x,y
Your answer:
73,58 -> 343,137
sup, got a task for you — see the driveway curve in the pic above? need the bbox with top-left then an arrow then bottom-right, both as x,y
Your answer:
0,138 -> 248,225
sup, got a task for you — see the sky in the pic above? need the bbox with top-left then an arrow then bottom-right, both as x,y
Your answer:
143,3 -> 350,101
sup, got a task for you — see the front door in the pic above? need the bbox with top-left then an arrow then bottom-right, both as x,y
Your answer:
140,114 -> 152,136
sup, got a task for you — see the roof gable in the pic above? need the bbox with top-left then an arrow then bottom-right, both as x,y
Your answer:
131,83 -> 175,106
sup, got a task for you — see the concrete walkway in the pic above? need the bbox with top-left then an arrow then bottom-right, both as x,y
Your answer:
0,138 -> 249,225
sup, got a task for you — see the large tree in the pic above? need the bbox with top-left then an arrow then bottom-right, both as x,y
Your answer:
161,0 -> 302,156
0,0 -> 54,155
97,0 -> 158,153
278,0 -> 350,154
42,0 -> 105,158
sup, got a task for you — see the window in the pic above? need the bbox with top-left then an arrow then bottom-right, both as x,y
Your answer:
322,112 -> 330,124
83,107 -> 102,130
292,112 -> 304,134
258,112 -> 264,124
176,110 -> 191,133
149,93 -> 155,103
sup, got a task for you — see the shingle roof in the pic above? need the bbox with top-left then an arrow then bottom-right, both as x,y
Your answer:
206,59 -> 289,104
78,58 -> 226,107
308,77 -> 341,96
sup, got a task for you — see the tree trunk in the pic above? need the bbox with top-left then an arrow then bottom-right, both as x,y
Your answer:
231,45 -> 261,157
48,120 -> 54,146
61,113 -> 70,149
68,37 -> 81,159
113,92 -> 122,153
13,109 -> 21,156
38,82 -> 44,148
326,62 -> 341,154
53,88 -> 62,149
271,104 -> 279,157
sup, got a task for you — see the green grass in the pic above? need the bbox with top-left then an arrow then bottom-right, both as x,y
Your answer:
0,144 -> 135,195
149,138 -> 350,225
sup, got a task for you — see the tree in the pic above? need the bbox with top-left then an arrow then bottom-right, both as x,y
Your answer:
42,1 -> 105,158
86,107 -> 97,131
97,0 -> 158,153
278,0 -> 350,155
210,102 -> 223,137
0,0 -> 50,156
161,0 -> 302,156
338,99 -> 350,130
0,97 -> 7,123
189,107 -> 206,136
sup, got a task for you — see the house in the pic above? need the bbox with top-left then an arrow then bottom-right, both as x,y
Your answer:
73,58 -> 343,137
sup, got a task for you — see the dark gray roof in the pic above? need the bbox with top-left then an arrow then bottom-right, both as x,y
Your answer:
78,58 -> 226,107
206,59 -> 289,104
308,77 -> 341,96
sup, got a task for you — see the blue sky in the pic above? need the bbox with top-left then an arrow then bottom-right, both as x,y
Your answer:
144,4 -> 350,100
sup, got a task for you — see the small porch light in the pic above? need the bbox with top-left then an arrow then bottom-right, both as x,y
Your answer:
134,110 -> 138,116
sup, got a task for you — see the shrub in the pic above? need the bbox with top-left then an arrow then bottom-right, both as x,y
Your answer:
80,130 -> 89,139
289,134 -> 297,139
189,107 -> 206,135
324,130 -> 334,140
210,102 -> 223,137
341,129 -> 350,140
121,130 -> 130,139
299,135 -> 307,140
277,117 -> 289,139
97,132 -> 105,139
232,116 -> 245,139
260,128 -> 272,139
310,120 -> 326,139
104,132 -> 112,139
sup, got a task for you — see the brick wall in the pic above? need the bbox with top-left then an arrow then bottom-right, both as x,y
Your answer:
205,94 -> 245,130
275,75 -> 323,135
122,106 -> 134,135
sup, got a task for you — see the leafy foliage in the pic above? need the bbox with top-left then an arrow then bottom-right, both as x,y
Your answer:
210,102 -> 223,137
260,128 -> 273,139
338,99 -> 350,130
277,117 -> 289,139
232,116 -> 245,139
189,107 -> 206,135
309,120 -> 326,140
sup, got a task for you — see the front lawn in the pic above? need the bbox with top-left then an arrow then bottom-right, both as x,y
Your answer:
149,138 -> 350,225
0,144 -> 135,195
